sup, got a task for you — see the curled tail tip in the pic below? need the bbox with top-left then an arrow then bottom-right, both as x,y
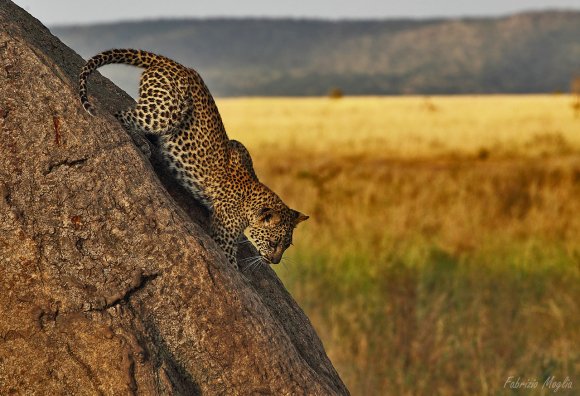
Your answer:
82,101 -> 96,116
87,106 -> 96,117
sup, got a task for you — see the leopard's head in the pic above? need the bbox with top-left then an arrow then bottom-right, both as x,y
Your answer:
247,205 -> 308,264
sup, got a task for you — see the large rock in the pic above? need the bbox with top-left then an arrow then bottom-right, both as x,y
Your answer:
0,1 -> 348,394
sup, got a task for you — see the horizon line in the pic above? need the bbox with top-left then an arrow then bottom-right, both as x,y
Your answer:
49,7 -> 579,28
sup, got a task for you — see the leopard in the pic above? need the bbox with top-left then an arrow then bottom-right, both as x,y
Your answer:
78,49 -> 308,269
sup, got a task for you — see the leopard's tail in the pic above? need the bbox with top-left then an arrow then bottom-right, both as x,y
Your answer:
79,49 -> 171,116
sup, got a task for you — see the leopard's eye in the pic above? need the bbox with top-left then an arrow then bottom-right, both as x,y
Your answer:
268,239 -> 278,248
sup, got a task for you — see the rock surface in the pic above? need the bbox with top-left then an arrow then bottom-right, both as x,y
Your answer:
0,1 -> 348,394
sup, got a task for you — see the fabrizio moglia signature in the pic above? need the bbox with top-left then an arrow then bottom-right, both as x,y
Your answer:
504,376 -> 573,393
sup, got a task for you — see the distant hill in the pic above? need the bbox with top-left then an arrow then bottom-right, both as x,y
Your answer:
51,11 -> 580,97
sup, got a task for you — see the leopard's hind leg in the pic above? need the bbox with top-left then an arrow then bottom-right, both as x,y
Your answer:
115,66 -> 191,137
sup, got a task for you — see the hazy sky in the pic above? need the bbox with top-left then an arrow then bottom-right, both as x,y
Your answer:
12,0 -> 580,25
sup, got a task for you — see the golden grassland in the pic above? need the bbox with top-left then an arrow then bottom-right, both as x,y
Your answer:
218,95 -> 580,395
220,95 -> 580,158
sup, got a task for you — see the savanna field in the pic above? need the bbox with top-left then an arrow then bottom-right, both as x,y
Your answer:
218,95 -> 580,395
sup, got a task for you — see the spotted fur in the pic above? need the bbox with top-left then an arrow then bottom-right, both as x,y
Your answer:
79,49 -> 308,268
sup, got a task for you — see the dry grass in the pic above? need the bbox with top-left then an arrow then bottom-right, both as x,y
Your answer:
220,95 -> 580,158
217,95 -> 580,395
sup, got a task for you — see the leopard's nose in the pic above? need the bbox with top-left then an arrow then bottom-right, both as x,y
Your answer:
268,253 -> 282,264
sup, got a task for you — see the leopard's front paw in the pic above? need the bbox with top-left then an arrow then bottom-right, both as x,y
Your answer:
130,133 -> 153,158
229,257 -> 239,270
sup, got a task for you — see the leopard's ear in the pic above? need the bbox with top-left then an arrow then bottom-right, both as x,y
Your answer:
297,213 -> 309,223
292,210 -> 309,225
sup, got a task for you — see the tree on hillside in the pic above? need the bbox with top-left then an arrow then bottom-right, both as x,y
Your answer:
328,87 -> 344,99
572,75 -> 580,117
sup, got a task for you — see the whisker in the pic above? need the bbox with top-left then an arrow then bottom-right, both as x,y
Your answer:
281,256 -> 295,265
245,261 -> 259,274
281,256 -> 300,273
239,255 -> 261,263
239,269 -> 250,281
280,260 -> 289,272
247,263 -> 259,274
250,257 -> 267,273
242,256 -> 262,273
241,263 -> 255,274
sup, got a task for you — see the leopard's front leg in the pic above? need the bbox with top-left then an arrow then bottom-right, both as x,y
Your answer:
209,214 -> 240,269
